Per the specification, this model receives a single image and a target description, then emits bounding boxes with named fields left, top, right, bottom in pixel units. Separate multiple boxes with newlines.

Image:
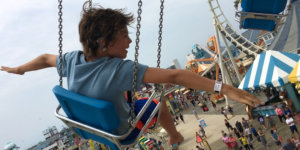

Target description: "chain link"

left=88, top=0, right=92, bottom=9
left=157, top=0, right=164, bottom=69
left=155, top=0, right=164, bottom=91
left=130, top=0, right=143, bottom=124
left=58, top=0, right=63, bottom=86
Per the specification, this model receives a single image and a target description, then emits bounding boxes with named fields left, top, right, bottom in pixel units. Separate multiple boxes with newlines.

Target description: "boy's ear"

left=100, top=39, right=106, bottom=48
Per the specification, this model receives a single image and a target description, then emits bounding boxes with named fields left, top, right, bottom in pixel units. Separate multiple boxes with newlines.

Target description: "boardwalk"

left=157, top=98, right=300, bottom=150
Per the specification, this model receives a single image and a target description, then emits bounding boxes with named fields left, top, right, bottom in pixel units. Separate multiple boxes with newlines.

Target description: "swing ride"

left=53, top=0, right=293, bottom=149
left=53, top=0, right=167, bottom=149
left=2, top=0, right=297, bottom=149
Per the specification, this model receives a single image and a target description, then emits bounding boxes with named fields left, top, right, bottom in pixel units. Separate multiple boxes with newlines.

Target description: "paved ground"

left=79, top=96, right=300, bottom=150
left=154, top=99, right=300, bottom=150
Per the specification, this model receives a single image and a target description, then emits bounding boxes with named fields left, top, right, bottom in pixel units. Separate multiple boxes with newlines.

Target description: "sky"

left=0, top=0, right=242, bottom=149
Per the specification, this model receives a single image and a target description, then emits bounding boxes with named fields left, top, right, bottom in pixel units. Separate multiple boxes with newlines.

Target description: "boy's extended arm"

left=1, top=54, right=57, bottom=75
left=143, top=67, right=263, bottom=107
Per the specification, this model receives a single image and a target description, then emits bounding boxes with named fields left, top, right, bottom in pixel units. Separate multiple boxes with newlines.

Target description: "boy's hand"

left=222, top=84, right=264, bottom=107
left=0, top=66, right=24, bottom=75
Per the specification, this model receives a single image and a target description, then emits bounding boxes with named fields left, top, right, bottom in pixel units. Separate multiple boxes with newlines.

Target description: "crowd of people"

left=146, top=84, right=300, bottom=150
left=147, top=85, right=300, bottom=150
left=220, top=112, right=300, bottom=150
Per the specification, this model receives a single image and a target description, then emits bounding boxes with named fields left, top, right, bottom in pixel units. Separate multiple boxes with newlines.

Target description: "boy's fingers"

left=1, top=66, right=9, bottom=71
left=250, top=95, right=264, bottom=105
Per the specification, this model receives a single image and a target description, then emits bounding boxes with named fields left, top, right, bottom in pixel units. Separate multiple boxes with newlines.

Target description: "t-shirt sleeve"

left=55, top=52, right=75, bottom=77
left=115, top=60, right=148, bottom=91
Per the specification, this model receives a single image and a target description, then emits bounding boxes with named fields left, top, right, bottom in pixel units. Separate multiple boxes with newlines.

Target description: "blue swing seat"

left=52, top=85, right=136, bottom=150
left=53, top=85, right=162, bottom=150
left=240, top=0, right=288, bottom=31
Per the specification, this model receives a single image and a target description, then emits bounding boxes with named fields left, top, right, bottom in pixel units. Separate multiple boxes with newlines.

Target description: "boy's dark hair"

left=79, top=2, right=134, bottom=59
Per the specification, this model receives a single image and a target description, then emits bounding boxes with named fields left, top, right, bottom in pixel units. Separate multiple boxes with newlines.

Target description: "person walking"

left=233, top=127, right=242, bottom=145
left=257, top=115, right=266, bottom=129
left=193, top=108, right=200, bottom=120
left=238, top=135, right=251, bottom=150
left=235, top=120, right=244, bottom=133
left=228, top=134, right=239, bottom=150
left=222, top=133, right=231, bottom=150
left=266, top=115, right=276, bottom=130
left=258, top=128, right=268, bottom=149
left=286, top=114, right=300, bottom=136
left=250, top=125, right=260, bottom=142
left=291, top=135, right=300, bottom=149
left=283, top=139, right=296, bottom=150
left=244, top=126, right=253, bottom=142
left=284, top=107, right=293, bottom=117
left=196, top=132, right=204, bottom=147
left=227, top=105, right=235, bottom=117
left=246, top=135, right=254, bottom=150
left=242, top=117, right=249, bottom=129
left=198, top=125, right=207, bottom=138
left=270, top=129, right=281, bottom=148
left=221, top=107, right=229, bottom=120
left=275, top=105, right=286, bottom=124
left=225, top=119, right=233, bottom=132
left=179, top=113, right=185, bottom=123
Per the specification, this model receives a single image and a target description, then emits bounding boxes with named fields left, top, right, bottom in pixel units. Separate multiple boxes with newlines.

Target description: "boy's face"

left=107, top=27, right=132, bottom=59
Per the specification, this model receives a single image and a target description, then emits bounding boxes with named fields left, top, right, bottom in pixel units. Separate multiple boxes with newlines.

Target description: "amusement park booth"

left=239, top=51, right=300, bottom=116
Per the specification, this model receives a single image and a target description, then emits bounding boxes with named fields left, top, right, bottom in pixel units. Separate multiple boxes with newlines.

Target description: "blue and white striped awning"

left=238, top=50, right=300, bottom=90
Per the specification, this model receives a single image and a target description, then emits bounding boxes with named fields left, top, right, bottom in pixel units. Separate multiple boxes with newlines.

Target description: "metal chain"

left=130, top=0, right=143, bottom=124
left=157, top=0, right=164, bottom=69
left=155, top=0, right=164, bottom=91
left=58, top=0, right=63, bottom=87
left=88, top=0, right=92, bottom=9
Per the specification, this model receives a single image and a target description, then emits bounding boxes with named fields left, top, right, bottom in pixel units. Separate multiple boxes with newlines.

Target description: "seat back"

left=242, top=0, right=287, bottom=14
left=242, top=19, right=276, bottom=31
left=52, top=85, right=120, bottom=149
left=241, top=0, right=287, bottom=31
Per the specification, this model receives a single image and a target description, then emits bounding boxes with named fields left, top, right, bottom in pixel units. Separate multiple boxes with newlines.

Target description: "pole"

left=212, top=19, right=231, bottom=106
left=220, top=32, right=242, bottom=82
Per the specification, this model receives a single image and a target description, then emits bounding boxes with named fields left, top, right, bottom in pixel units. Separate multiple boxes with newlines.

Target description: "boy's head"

left=79, top=3, right=134, bottom=59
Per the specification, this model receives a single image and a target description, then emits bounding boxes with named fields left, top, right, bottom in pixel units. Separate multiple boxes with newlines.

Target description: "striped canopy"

left=238, top=50, right=300, bottom=90
left=288, top=60, right=300, bottom=83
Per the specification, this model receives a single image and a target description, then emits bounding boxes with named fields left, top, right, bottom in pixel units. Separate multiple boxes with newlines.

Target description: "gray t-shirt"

left=56, top=51, right=148, bottom=134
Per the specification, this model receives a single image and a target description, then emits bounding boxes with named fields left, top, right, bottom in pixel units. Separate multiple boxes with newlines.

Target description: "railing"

left=208, top=0, right=269, bottom=58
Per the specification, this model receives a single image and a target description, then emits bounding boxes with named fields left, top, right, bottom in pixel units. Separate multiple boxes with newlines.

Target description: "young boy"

left=1, top=5, right=263, bottom=146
